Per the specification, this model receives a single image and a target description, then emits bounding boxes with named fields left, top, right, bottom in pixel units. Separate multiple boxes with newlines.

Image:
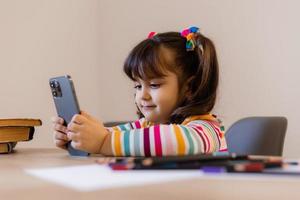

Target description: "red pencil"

left=233, top=162, right=264, bottom=172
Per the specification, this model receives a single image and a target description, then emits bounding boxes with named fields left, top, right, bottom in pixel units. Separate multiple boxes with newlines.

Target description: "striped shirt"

left=108, top=114, right=227, bottom=157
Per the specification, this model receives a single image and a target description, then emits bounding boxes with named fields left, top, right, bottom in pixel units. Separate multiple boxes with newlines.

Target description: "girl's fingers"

left=51, top=116, right=64, bottom=124
left=55, top=139, right=68, bottom=149
left=81, top=111, right=94, bottom=121
left=67, top=122, right=81, bottom=132
left=67, top=131, right=79, bottom=141
left=71, top=114, right=86, bottom=125
left=54, top=131, right=68, bottom=141
left=54, top=123, right=67, bottom=133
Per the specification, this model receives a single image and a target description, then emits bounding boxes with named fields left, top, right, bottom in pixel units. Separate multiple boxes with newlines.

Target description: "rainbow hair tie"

left=180, top=26, right=200, bottom=51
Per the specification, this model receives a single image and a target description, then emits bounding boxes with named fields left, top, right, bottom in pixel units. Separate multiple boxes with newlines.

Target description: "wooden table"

left=1, top=148, right=300, bottom=200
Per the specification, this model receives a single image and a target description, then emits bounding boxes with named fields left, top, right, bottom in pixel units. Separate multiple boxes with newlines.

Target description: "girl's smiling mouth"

left=142, top=105, right=156, bottom=110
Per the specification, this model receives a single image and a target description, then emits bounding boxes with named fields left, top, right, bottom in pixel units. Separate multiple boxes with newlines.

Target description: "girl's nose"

left=141, top=88, right=151, bottom=100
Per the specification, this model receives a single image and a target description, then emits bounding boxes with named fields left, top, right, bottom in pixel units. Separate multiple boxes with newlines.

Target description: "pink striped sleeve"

left=154, top=125, right=162, bottom=156
left=110, top=118, right=227, bottom=156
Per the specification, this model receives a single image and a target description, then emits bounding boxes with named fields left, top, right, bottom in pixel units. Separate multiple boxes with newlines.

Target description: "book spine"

left=0, top=142, right=16, bottom=154
left=28, top=127, right=35, bottom=140
left=0, top=126, right=34, bottom=142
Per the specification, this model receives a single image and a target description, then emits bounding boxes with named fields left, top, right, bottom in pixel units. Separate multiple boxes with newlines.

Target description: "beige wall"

left=1, top=0, right=299, bottom=157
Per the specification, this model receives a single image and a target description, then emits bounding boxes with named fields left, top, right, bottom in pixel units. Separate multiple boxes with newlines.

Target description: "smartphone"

left=49, top=75, right=89, bottom=156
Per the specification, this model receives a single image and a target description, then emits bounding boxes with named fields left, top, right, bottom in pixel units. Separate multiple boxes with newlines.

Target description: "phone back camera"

left=50, top=80, right=60, bottom=88
left=50, top=80, right=62, bottom=97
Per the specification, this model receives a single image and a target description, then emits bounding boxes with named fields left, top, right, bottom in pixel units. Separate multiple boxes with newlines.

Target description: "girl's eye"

left=150, top=84, right=160, bottom=89
left=134, top=85, right=142, bottom=90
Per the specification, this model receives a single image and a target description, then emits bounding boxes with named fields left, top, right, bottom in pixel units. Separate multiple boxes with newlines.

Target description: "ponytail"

left=170, top=33, right=219, bottom=123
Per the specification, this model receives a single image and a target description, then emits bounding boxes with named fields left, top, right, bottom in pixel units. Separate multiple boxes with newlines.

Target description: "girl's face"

left=134, top=71, right=179, bottom=124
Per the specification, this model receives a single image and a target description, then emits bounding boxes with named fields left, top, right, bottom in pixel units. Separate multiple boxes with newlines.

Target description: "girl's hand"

left=51, top=116, right=69, bottom=150
left=67, top=111, right=109, bottom=153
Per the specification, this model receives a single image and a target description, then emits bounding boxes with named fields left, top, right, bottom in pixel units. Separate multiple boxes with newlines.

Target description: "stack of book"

left=0, top=119, right=42, bottom=153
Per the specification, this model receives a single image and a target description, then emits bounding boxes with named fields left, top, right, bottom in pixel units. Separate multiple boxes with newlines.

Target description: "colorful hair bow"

left=147, top=31, right=157, bottom=39
left=180, top=26, right=200, bottom=51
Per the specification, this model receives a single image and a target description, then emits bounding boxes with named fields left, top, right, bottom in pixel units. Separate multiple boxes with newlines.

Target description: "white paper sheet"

left=25, top=164, right=203, bottom=191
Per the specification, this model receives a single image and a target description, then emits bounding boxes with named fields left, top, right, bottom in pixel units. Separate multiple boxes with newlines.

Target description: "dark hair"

left=123, top=31, right=219, bottom=124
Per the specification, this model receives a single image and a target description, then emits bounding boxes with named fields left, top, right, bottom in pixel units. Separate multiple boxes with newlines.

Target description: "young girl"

left=52, top=26, right=227, bottom=156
